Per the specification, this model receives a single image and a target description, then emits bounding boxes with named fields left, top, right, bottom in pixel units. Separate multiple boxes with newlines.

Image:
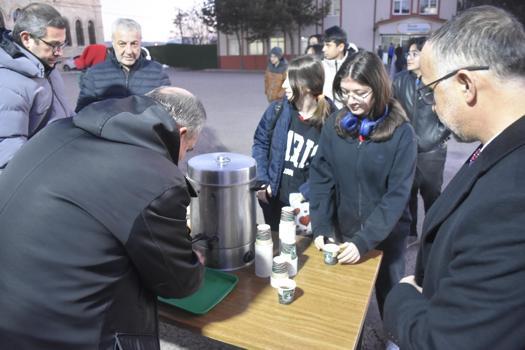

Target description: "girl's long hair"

left=288, top=55, right=331, bottom=129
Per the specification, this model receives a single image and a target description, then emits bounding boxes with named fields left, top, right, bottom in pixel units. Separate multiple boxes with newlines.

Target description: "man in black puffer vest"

left=76, top=18, right=170, bottom=112
left=393, top=37, right=450, bottom=240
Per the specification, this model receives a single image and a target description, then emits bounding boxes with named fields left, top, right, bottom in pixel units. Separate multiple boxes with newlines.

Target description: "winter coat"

left=0, top=29, right=74, bottom=169
left=252, top=97, right=335, bottom=199
left=322, top=51, right=350, bottom=109
left=264, top=55, right=287, bottom=102
left=0, top=95, right=204, bottom=349
left=393, top=70, right=450, bottom=152
left=75, top=49, right=171, bottom=112
left=310, top=110, right=417, bottom=255
left=384, top=115, right=525, bottom=350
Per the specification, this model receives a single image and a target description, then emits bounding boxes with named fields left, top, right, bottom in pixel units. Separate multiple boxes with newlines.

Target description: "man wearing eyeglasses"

left=393, top=37, right=450, bottom=244
left=0, top=3, right=74, bottom=173
left=75, top=18, right=170, bottom=112
left=384, top=6, right=525, bottom=350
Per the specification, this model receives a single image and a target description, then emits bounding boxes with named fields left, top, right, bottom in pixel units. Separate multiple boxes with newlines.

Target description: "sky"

left=100, top=0, right=199, bottom=42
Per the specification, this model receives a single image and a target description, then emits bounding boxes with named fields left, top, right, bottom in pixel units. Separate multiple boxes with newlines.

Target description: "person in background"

left=264, top=46, right=288, bottom=102
left=322, top=25, right=358, bottom=109
left=377, top=44, right=384, bottom=60
left=394, top=44, right=406, bottom=73
left=387, top=42, right=395, bottom=65
left=73, top=43, right=108, bottom=70
left=253, top=55, right=336, bottom=231
left=76, top=18, right=170, bottom=112
left=310, top=51, right=416, bottom=316
left=393, top=36, right=450, bottom=241
left=305, top=44, right=323, bottom=60
left=0, top=3, right=74, bottom=173
left=307, top=34, right=323, bottom=46
left=0, top=86, right=206, bottom=349
left=384, top=6, right=525, bottom=349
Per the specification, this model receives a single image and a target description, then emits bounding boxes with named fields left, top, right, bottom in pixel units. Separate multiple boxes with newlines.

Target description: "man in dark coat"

left=384, top=6, right=525, bottom=349
left=75, top=18, right=171, bottom=112
left=393, top=36, right=450, bottom=240
left=0, top=86, right=206, bottom=349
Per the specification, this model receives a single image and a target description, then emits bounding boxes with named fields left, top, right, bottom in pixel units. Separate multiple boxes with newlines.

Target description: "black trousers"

left=258, top=195, right=286, bottom=232
left=409, top=144, right=447, bottom=237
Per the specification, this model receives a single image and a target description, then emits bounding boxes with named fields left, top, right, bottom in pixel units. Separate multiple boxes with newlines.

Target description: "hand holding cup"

left=337, top=242, right=360, bottom=264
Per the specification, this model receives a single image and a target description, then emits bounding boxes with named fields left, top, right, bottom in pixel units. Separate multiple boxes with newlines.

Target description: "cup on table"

left=277, top=278, right=296, bottom=305
left=323, top=243, right=340, bottom=265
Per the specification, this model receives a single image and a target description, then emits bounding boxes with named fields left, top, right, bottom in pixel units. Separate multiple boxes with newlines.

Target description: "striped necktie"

left=468, top=145, right=483, bottom=165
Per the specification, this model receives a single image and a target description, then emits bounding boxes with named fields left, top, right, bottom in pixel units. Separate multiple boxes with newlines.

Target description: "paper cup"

left=323, top=243, right=340, bottom=265
left=277, top=278, right=296, bottom=305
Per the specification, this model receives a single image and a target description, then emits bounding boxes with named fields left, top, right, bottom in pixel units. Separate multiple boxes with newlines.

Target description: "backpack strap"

left=268, top=99, right=284, bottom=135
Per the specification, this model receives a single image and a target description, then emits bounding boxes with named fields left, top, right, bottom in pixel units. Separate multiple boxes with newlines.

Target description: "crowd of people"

left=1, top=2, right=525, bottom=349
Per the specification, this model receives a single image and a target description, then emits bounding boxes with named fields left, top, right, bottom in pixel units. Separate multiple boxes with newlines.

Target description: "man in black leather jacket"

left=393, top=37, right=450, bottom=239
left=0, top=87, right=206, bottom=349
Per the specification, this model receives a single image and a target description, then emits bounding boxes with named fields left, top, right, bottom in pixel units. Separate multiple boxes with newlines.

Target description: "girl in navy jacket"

left=252, top=55, right=336, bottom=231
left=310, top=51, right=417, bottom=315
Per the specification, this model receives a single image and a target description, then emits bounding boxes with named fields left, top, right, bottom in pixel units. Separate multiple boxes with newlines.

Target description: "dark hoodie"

left=0, top=95, right=204, bottom=349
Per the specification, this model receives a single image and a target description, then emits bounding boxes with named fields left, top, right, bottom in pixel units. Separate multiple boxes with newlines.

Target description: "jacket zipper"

left=357, top=136, right=364, bottom=225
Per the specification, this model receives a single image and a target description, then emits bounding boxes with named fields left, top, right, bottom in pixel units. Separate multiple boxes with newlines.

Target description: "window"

left=227, top=35, right=239, bottom=55
left=64, top=20, right=72, bottom=46
left=420, top=0, right=438, bottom=15
left=88, top=21, right=96, bottom=44
left=393, top=0, right=410, bottom=15
left=248, top=40, right=263, bottom=55
left=76, top=20, right=85, bottom=46
left=270, top=37, right=285, bottom=51
left=328, top=0, right=341, bottom=16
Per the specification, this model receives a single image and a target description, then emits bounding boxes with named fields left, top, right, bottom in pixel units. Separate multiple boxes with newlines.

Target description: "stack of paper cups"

left=278, top=206, right=297, bottom=276
left=279, top=206, right=296, bottom=252
left=271, top=255, right=289, bottom=288
left=280, top=236, right=297, bottom=277
left=255, top=224, right=273, bottom=278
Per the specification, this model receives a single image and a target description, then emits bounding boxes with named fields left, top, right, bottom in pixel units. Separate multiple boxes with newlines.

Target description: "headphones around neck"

left=339, top=105, right=389, bottom=137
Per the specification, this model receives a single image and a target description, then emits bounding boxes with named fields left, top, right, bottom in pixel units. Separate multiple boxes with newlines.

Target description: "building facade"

left=217, top=0, right=457, bottom=70
left=0, top=0, right=104, bottom=58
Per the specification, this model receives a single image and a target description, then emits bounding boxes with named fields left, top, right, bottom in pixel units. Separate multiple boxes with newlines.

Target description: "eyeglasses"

left=31, top=34, right=68, bottom=54
left=340, top=89, right=373, bottom=103
left=417, top=66, right=489, bottom=105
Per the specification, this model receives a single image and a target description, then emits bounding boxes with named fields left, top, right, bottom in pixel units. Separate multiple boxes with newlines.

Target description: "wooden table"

left=159, top=235, right=382, bottom=350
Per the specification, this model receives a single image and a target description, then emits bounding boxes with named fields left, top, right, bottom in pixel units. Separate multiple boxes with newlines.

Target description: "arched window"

left=65, top=20, right=72, bottom=46
left=88, top=20, right=96, bottom=44
left=75, top=19, right=85, bottom=46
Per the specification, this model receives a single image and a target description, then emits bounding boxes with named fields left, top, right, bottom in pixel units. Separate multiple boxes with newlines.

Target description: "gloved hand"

left=337, top=242, right=360, bottom=264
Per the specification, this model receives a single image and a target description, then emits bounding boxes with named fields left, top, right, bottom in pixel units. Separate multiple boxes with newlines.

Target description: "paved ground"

left=61, top=68, right=477, bottom=350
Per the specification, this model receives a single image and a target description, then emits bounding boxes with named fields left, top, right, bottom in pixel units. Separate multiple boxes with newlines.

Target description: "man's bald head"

left=146, top=86, right=206, bottom=138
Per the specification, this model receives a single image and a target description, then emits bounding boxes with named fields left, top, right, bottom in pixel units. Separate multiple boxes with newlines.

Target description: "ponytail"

left=309, top=95, right=331, bottom=130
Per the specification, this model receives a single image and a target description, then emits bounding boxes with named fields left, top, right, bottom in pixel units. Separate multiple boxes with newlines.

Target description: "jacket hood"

left=0, top=29, right=46, bottom=78
left=73, top=95, right=180, bottom=165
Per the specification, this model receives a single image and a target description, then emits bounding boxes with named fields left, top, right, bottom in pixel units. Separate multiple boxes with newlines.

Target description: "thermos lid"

left=188, top=152, right=256, bottom=186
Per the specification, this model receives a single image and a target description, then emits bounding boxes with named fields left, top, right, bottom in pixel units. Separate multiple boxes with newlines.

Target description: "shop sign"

left=397, top=23, right=431, bottom=34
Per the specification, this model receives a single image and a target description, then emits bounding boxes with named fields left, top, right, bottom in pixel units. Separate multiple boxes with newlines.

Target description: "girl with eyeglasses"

left=252, top=55, right=336, bottom=231
left=309, top=50, right=417, bottom=316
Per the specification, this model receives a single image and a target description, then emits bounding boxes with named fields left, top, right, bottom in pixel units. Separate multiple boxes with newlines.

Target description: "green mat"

left=158, top=268, right=239, bottom=315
